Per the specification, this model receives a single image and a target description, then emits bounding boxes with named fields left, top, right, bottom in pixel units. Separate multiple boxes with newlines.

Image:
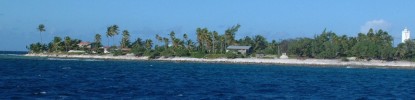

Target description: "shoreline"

left=24, top=53, right=415, bottom=68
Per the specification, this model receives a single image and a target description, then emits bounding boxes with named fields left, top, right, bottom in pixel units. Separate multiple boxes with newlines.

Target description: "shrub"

left=236, top=54, right=245, bottom=58
left=262, top=57, right=274, bottom=59
left=190, top=52, right=206, bottom=58
left=226, top=52, right=237, bottom=59
left=143, top=50, right=153, bottom=56
left=149, top=52, right=160, bottom=59
left=131, top=47, right=146, bottom=56
left=113, top=50, right=125, bottom=56
left=160, top=50, right=174, bottom=57
left=174, top=48, right=190, bottom=57
left=341, top=57, right=349, bottom=62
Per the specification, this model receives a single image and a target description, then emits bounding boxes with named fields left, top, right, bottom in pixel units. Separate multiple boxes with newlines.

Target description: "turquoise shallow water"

left=0, top=51, right=415, bottom=99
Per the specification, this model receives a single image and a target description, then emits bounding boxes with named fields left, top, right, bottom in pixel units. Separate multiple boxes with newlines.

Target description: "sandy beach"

left=25, top=53, right=415, bottom=68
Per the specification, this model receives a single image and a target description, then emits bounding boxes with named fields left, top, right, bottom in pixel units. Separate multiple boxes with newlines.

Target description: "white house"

left=101, top=46, right=110, bottom=54
left=402, top=27, right=410, bottom=43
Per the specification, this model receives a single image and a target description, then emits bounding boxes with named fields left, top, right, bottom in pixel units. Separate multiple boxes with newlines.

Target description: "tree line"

left=286, top=29, right=415, bottom=61
left=28, top=24, right=415, bottom=61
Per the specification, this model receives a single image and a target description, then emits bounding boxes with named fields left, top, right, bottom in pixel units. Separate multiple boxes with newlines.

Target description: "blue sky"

left=1, top=0, right=415, bottom=51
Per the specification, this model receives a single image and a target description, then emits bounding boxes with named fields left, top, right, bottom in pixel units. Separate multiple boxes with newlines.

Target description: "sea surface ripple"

left=0, top=51, right=414, bottom=99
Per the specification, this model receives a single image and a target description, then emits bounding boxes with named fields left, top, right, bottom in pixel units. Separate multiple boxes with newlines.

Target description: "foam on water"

left=47, top=58, right=80, bottom=61
left=62, top=67, right=71, bottom=70
left=46, top=58, right=104, bottom=62
left=83, top=59, right=104, bottom=61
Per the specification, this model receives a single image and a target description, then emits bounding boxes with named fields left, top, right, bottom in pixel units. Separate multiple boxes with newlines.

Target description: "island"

left=26, top=24, right=415, bottom=68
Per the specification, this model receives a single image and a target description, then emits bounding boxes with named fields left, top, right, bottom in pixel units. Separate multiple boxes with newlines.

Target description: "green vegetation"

left=92, top=34, right=103, bottom=53
left=37, top=24, right=45, bottom=43
left=287, top=29, right=402, bottom=61
left=106, top=25, right=119, bottom=46
left=121, top=30, right=131, bottom=49
left=27, top=24, right=415, bottom=62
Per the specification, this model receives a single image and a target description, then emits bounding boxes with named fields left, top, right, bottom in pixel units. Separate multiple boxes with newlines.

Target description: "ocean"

left=0, top=51, right=414, bottom=99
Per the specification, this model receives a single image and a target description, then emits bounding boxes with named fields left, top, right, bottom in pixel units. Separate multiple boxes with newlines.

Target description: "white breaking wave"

left=47, top=58, right=79, bottom=61
left=83, top=59, right=104, bottom=61
left=46, top=58, right=103, bottom=62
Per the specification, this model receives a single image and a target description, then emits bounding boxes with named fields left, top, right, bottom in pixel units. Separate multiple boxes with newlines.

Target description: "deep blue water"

left=0, top=51, right=415, bottom=99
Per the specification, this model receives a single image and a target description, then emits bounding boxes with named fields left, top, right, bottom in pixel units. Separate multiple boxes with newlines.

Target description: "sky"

left=1, top=0, right=415, bottom=51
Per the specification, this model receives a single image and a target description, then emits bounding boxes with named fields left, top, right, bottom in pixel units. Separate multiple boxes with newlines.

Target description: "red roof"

left=78, top=42, right=91, bottom=45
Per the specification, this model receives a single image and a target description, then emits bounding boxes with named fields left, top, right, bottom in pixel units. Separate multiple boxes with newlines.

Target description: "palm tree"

left=213, top=31, right=219, bottom=53
left=163, top=37, right=169, bottom=49
left=205, top=31, right=213, bottom=53
left=200, top=28, right=209, bottom=52
left=196, top=28, right=202, bottom=51
left=169, top=31, right=177, bottom=48
left=173, top=38, right=181, bottom=48
left=155, top=34, right=163, bottom=45
left=253, top=35, right=267, bottom=52
left=178, top=39, right=185, bottom=48
left=186, top=39, right=193, bottom=50
left=395, top=43, right=408, bottom=59
left=106, top=25, right=119, bottom=46
left=170, top=31, right=176, bottom=40
left=224, top=24, right=240, bottom=47
left=145, top=39, right=153, bottom=50
left=196, top=28, right=207, bottom=52
left=121, top=30, right=130, bottom=48
left=37, top=24, right=46, bottom=43
left=183, top=33, right=189, bottom=50
left=106, top=26, right=112, bottom=47
left=183, top=33, right=188, bottom=40
left=132, top=38, right=143, bottom=48
left=155, top=34, right=161, bottom=41
left=94, top=34, right=102, bottom=50
left=95, top=34, right=102, bottom=43
left=64, top=36, right=71, bottom=52
left=270, top=40, right=278, bottom=55
left=52, top=36, right=62, bottom=52
left=220, top=36, right=226, bottom=53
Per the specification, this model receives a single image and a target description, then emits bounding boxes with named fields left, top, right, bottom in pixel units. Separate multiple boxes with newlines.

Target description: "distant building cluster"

left=402, top=27, right=410, bottom=43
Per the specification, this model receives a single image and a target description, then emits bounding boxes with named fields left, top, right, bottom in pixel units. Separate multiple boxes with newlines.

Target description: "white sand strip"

left=25, top=54, right=415, bottom=68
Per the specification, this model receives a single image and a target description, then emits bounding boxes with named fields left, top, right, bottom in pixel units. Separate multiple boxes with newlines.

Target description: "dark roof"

left=226, top=46, right=251, bottom=50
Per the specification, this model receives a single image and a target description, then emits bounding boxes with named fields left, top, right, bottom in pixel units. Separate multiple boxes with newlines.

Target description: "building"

left=226, top=46, right=252, bottom=55
left=402, top=27, right=410, bottom=43
left=101, top=46, right=110, bottom=54
left=121, top=48, right=131, bottom=52
left=279, top=53, right=288, bottom=59
left=77, top=42, right=91, bottom=48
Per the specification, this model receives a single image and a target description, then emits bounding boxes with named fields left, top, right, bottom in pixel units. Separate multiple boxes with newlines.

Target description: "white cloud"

left=360, top=19, right=391, bottom=33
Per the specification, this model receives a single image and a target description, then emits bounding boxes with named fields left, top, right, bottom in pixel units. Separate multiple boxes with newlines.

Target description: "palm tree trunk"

left=213, top=41, right=215, bottom=54
left=107, top=37, right=110, bottom=47
left=112, top=37, right=115, bottom=47
left=39, top=32, right=43, bottom=44
left=65, top=43, right=68, bottom=52
left=223, top=38, right=227, bottom=54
